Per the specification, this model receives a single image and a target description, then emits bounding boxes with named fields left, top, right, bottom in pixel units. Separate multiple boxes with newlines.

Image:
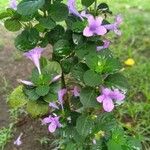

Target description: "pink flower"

left=97, top=40, right=110, bottom=51
left=51, top=74, right=61, bottom=83
left=42, top=116, right=62, bottom=133
left=9, top=0, right=17, bottom=10
left=58, top=89, right=67, bottom=110
left=83, top=15, right=107, bottom=37
left=24, top=47, right=43, bottom=75
left=104, top=14, right=123, bottom=36
left=67, top=0, right=83, bottom=20
left=17, top=79, right=34, bottom=86
left=97, top=87, right=125, bottom=112
left=71, top=86, right=80, bottom=97
left=14, top=133, right=23, bottom=146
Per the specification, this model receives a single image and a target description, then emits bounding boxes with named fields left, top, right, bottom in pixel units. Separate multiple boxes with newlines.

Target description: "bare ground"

left=0, top=25, right=53, bottom=150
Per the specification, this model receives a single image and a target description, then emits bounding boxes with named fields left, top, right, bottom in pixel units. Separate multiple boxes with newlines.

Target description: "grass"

left=0, top=0, right=150, bottom=149
left=0, top=124, right=13, bottom=150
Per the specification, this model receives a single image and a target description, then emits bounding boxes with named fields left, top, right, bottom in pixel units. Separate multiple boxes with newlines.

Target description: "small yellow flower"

left=124, top=58, right=135, bottom=66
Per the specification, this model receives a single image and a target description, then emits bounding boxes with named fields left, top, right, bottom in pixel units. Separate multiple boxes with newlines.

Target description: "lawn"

left=0, top=0, right=150, bottom=149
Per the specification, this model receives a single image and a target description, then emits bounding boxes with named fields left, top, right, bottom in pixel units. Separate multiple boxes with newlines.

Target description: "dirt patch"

left=0, top=25, right=53, bottom=150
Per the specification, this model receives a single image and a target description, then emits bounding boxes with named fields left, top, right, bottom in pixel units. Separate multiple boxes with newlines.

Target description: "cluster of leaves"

left=56, top=113, right=141, bottom=150
left=0, top=0, right=141, bottom=149
left=9, top=58, right=62, bottom=117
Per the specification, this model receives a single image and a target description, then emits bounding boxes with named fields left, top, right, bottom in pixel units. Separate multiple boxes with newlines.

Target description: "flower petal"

left=111, top=89, right=125, bottom=101
left=48, top=122, right=57, bottom=133
left=95, top=26, right=107, bottom=35
left=67, top=0, right=83, bottom=20
left=83, top=27, right=93, bottom=37
left=42, top=116, right=52, bottom=125
left=49, top=102, right=59, bottom=110
left=103, top=97, right=114, bottom=112
left=97, top=95, right=105, bottom=103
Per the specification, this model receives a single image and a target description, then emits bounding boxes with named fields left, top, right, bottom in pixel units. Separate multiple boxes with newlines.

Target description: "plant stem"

left=94, top=0, right=97, bottom=16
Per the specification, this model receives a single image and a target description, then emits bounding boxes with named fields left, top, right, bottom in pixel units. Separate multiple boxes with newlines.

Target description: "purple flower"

left=24, top=47, right=43, bottom=75
left=97, top=40, right=110, bottom=51
left=58, top=89, right=67, bottom=109
left=71, top=86, right=80, bottom=97
left=14, top=133, right=23, bottom=146
left=83, top=15, right=107, bottom=37
left=97, top=88, right=125, bottom=112
left=9, top=0, right=17, bottom=10
left=17, top=79, right=34, bottom=86
left=67, top=0, right=83, bottom=20
left=42, top=116, right=62, bottom=133
left=81, top=10, right=91, bottom=19
left=49, top=102, right=59, bottom=110
left=104, top=14, right=123, bottom=36
left=51, top=74, right=61, bottom=83
left=110, top=89, right=125, bottom=101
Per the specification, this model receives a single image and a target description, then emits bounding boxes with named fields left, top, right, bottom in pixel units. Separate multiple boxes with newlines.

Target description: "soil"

left=0, top=25, right=53, bottom=150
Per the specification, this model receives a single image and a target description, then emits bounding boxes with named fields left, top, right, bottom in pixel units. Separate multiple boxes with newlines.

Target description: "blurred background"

left=0, top=0, right=150, bottom=150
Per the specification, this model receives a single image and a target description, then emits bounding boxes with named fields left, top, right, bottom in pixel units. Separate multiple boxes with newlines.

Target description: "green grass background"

left=0, top=0, right=150, bottom=149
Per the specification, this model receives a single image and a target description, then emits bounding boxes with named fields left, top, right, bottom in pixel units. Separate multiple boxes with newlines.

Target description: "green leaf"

left=53, top=39, right=71, bottom=57
left=26, top=101, right=48, bottom=118
left=36, top=85, right=50, bottom=96
left=23, top=88, right=40, bottom=101
left=43, top=92, right=58, bottom=103
left=38, top=16, right=56, bottom=30
left=81, top=0, right=95, bottom=7
left=15, top=28, right=40, bottom=51
left=65, top=142, right=76, bottom=150
left=61, top=56, right=78, bottom=74
left=4, top=19, right=21, bottom=32
left=75, top=43, right=96, bottom=59
left=127, top=137, right=142, bottom=150
left=72, top=21, right=86, bottom=33
left=9, top=86, right=28, bottom=108
left=83, top=70, right=102, bottom=87
left=85, top=53, right=105, bottom=73
left=76, top=115, right=94, bottom=137
left=80, top=87, right=98, bottom=108
left=107, top=139, right=123, bottom=150
left=72, top=33, right=84, bottom=45
left=107, top=128, right=126, bottom=150
left=17, top=0, right=45, bottom=16
left=45, top=25, right=65, bottom=44
left=103, top=57, right=122, bottom=73
left=71, top=63, right=89, bottom=82
left=0, top=9, right=14, bottom=20
left=105, top=73, right=129, bottom=92
left=42, top=61, right=62, bottom=76
left=49, top=3, right=68, bottom=22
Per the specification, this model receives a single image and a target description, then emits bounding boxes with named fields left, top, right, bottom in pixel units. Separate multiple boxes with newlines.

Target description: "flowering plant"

left=0, top=0, right=141, bottom=149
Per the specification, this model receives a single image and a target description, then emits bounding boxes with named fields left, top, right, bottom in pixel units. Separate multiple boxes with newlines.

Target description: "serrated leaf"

left=9, top=86, right=28, bottom=108
left=80, top=87, right=98, bottom=108
left=17, top=0, right=45, bottom=16
left=26, top=101, right=48, bottom=118
left=83, top=70, right=102, bottom=87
